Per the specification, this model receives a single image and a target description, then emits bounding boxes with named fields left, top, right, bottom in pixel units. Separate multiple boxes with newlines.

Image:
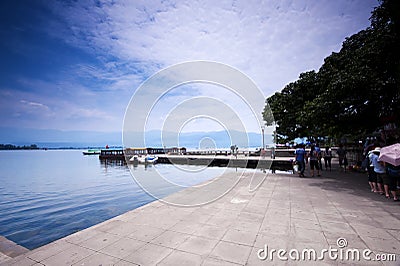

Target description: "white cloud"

left=20, top=100, right=50, bottom=110
left=34, top=0, right=378, bottom=132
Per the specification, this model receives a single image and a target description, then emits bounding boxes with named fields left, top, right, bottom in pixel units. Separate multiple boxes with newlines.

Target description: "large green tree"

left=264, top=0, right=400, bottom=144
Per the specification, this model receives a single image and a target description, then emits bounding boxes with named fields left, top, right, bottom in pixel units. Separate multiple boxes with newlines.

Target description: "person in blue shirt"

left=295, top=144, right=307, bottom=177
left=369, top=147, right=385, bottom=195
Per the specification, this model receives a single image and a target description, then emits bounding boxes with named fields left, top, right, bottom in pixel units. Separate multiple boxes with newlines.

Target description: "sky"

left=0, top=0, right=379, bottom=144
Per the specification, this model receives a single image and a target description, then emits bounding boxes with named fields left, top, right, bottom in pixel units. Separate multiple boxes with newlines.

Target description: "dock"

left=99, top=148, right=296, bottom=172
left=156, top=155, right=294, bottom=173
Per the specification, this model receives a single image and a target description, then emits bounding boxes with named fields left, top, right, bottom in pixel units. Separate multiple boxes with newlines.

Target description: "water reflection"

left=99, top=159, right=127, bottom=168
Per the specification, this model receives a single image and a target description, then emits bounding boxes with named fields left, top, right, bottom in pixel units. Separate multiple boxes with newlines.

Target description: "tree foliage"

left=264, top=0, right=400, bottom=144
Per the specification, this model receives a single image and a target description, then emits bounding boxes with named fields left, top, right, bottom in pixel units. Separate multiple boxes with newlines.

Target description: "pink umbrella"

left=379, top=143, right=400, bottom=166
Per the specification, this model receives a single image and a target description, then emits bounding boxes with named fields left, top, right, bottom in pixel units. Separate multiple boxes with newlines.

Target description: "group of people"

left=293, top=142, right=400, bottom=201
left=294, top=143, right=333, bottom=177
left=364, top=146, right=399, bottom=202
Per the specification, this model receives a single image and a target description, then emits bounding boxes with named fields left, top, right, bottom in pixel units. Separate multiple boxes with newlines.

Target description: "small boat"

left=82, top=149, right=101, bottom=155
left=129, top=155, right=139, bottom=163
left=137, top=155, right=158, bottom=164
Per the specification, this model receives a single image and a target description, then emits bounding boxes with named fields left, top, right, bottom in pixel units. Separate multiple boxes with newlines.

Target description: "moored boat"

left=137, top=155, right=158, bottom=164
left=82, top=149, right=101, bottom=155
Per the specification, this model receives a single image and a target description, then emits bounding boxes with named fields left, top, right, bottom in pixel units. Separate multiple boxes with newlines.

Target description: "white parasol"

left=379, top=143, right=400, bottom=166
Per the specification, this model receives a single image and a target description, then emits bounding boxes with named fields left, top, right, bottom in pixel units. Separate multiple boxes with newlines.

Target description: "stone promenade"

left=1, top=165, right=399, bottom=265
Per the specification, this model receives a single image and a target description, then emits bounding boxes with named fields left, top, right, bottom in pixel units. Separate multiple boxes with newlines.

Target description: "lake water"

left=0, top=150, right=231, bottom=250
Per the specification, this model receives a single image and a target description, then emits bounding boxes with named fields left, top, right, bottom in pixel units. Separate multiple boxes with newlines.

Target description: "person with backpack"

left=309, top=144, right=321, bottom=177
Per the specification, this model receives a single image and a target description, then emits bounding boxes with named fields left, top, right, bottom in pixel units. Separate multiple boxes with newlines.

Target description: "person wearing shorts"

left=370, top=147, right=385, bottom=195
left=309, top=145, right=320, bottom=177
left=295, top=144, right=307, bottom=177
left=385, top=163, right=399, bottom=201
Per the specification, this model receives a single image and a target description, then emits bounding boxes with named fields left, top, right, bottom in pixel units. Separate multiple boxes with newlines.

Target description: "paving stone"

left=315, top=213, right=347, bottom=224
left=169, top=220, right=204, bottom=235
left=78, top=231, right=121, bottom=251
left=72, top=252, right=121, bottom=265
left=180, top=212, right=213, bottom=224
left=291, top=218, right=321, bottom=231
left=0, top=256, right=38, bottom=266
left=94, top=219, right=138, bottom=236
left=193, top=224, right=228, bottom=240
left=319, top=221, right=358, bottom=236
left=254, top=233, right=290, bottom=250
left=177, top=235, right=218, bottom=256
left=127, top=225, right=165, bottom=242
left=27, top=241, right=75, bottom=262
left=122, top=243, right=173, bottom=265
left=40, top=245, right=95, bottom=266
left=360, top=236, right=400, bottom=254
left=222, top=228, right=258, bottom=247
left=158, top=250, right=202, bottom=266
left=0, top=236, right=28, bottom=258
left=209, top=241, right=252, bottom=265
left=202, top=257, right=242, bottom=265
left=64, top=228, right=103, bottom=245
left=0, top=253, right=10, bottom=264
left=230, top=218, right=262, bottom=233
left=150, top=230, right=191, bottom=249
left=290, top=228, right=327, bottom=244
left=99, top=237, right=146, bottom=258
left=351, top=224, right=395, bottom=240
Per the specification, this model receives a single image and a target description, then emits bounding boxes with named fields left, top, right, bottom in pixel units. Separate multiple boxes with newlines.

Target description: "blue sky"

left=0, top=0, right=378, bottom=143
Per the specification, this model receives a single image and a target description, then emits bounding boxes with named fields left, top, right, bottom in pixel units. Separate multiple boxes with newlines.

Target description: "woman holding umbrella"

left=379, top=143, right=400, bottom=201
left=385, top=162, right=399, bottom=201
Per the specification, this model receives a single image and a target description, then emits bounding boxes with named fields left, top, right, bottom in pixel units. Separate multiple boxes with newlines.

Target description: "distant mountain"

left=0, top=127, right=273, bottom=149
left=0, top=128, right=122, bottom=148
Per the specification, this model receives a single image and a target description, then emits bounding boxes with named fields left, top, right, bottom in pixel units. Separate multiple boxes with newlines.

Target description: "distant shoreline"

left=0, top=144, right=40, bottom=150
left=0, top=143, right=123, bottom=151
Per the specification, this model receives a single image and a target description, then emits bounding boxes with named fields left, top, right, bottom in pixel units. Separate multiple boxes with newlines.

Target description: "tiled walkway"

left=1, top=166, right=399, bottom=265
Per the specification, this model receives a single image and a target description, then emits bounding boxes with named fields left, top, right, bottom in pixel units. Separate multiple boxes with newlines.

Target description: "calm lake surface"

left=0, top=150, right=231, bottom=249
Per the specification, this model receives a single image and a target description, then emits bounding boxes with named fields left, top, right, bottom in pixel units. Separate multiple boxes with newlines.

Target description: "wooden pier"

left=156, top=155, right=294, bottom=173
left=99, top=148, right=295, bottom=173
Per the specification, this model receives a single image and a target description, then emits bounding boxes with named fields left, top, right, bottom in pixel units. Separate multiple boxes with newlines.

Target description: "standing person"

left=323, top=147, right=332, bottom=171
left=315, top=143, right=323, bottom=171
left=385, top=162, right=399, bottom=201
left=337, top=144, right=347, bottom=171
left=367, top=150, right=378, bottom=193
left=309, top=145, right=321, bottom=177
left=370, top=147, right=385, bottom=195
left=295, top=144, right=307, bottom=177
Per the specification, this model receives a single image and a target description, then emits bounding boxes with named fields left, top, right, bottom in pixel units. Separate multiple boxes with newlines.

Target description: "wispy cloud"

left=0, top=0, right=378, bottom=135
left=20, top=100, right=50, bottom=110
left=46, top=0, right=377, bottom=93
